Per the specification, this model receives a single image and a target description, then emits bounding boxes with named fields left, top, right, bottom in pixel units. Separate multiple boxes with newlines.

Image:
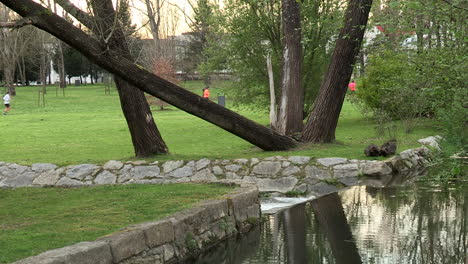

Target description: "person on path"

left=348, top=80, right=356, bottom=91
left=203, top=87, right=210, bottom=99
left=3, top=92, right=11, bottom=115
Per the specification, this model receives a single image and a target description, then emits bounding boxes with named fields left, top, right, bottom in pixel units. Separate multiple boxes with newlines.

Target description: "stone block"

left=170, top=207, right=206, bottom=245
left=252, top=161, right=282, bottom=175
left=250, top=158, right=260, bottom=166
left=131, top=219, right=174, bottom=248
left=233, top=159, right=248, bottom=164
left=418, top=136, right=442, bottom=150
left=94, top=170, right=117, bottom=185
left=199, top=199, right=229, bottom=224
left=333, top=163, right=359, bottom=178
left=316, top=157, right=347, bottom=167
left=9, top=164, right=30, bottom=174
left=195, top=159, right=211, bottom=170
left=226, top=188, right=260, bottom=223
left=305, top=165, right=331, bottom=179
left=360, top=161, right=393, bottom=177
left=339, top=177, right=359, bottom=186
left=56, top=177, right=84, bottom=186
left=1, top=172, right=36, bottom=187
left=31, top=163, right=57, bottom=173
left=169, top=166, right=193, bottom=178
left=13, top=241, right=112, bottom=264
left=281, top=166, right=300, bottom=176
left=225, top=165, right=242, bottom=172
left=212, top=166, right=223, bottom=176
left=256, top=177, right=298, bottom=192
left=65, top=164, right=100, bottom=181
left=226, top=172, right=241, bottom=180
left=192, top=168, right=217, bottom=182
left=133, top=165, right=160, bottom=180
left=33, top=168, right=64, bottom=186
left=288, top=156, right=311, bottom=165
left=99, top=229, right=147, bottom=263
left=162, top=160, right=184, bottom=173
left=103, top=160, right=124, bottom=170
left=307, top=182, right=338, bottom=196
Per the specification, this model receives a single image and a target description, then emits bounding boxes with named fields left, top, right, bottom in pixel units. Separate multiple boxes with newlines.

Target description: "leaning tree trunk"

left=277, top=0, right=303, bottom=136
left=89, top=0, right=168, bottom=156
left=1, top=0, right=298, bottom=151
left=301, top=0, right=372, bottom=143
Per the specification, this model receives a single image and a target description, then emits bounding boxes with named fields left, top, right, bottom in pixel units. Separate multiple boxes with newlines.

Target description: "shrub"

left=354, top=48, right=467, bottom=137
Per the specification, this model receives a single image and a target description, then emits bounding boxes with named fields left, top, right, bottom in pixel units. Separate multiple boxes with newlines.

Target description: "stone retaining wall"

left=5, top=136, right=441, bottom=263
left=14, top=186, right=261, bottom=264
left=0, top=136, right=440, bottom=195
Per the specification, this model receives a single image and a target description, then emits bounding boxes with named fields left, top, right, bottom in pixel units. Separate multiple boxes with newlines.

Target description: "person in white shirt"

left=3, top=92, right=11, bottom=115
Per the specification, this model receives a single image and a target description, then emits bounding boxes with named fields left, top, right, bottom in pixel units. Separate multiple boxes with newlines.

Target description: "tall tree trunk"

left=311, top=193, right=362, bottom=264
left=301, top=0, right=372, bottom=143
left=277, top=0, right=303, bottom=136
left=3, top=66, right=15, bottom=95
left=57, top=41, right=66, bottom=88
left=2, top=0, right=298, bottom=151
left=89, top=0, right=168, bottom=156
left=415, top=14, right=424, bottom=53
left=266, top=52, right=277, bottom=130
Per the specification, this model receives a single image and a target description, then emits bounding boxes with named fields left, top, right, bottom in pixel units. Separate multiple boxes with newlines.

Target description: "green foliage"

left=424, top=148, right=467, bottom=184
left=355, top=47, right=467, bottom=135
left=202, top=0, right=343, bottom=107
left=0, top=184, right=233, bottom=263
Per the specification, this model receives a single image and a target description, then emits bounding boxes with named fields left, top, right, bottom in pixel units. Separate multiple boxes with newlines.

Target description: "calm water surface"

left=189, top=182, right=467, bottom=264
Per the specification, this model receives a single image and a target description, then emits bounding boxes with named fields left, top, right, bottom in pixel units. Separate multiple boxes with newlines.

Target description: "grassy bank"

left=0, top=81, right=438, bottom=165
left=0, top=183, right=234, bottom=263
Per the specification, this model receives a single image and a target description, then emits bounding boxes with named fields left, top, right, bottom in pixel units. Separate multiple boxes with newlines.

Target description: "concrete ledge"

left=14, top=241, right=112, bottom=264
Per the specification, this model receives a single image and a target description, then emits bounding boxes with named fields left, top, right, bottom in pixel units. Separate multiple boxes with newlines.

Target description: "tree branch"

left=54, top=0, right=95, bottom=29
left=0, top=18, right=32, bottom=28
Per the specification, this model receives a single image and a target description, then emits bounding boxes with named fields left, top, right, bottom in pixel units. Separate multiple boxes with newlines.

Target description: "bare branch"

left=0, top=18, right=32, bottom=28
left=55, top=0, right=95, bottom=29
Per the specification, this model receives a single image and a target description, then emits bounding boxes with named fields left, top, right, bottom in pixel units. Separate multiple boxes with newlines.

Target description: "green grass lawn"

left=0, top=183, right=234, bottom=263
left=0, top=81, right=438, bottom=165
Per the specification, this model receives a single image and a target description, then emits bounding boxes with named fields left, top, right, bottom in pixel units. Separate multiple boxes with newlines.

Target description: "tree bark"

left=1, top=0, right=298, bottom=151
left=301, top=0, right=372, bottom=143
left=277, top=0, right=303, bottom=136
left=89, top=0, right=169, bottom=156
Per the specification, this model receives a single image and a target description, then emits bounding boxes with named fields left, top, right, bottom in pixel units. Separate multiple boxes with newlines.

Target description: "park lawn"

left=0, top=81, right=439, bottom=165
left=0, top=183, right=234, bottom=263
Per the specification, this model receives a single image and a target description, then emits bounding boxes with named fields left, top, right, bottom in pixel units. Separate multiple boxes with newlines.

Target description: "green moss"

left=284, top=190, right=305, bottom=197
left=246, top=217, right=259, bottom=226
left=184, top=232, right=198, bottom=253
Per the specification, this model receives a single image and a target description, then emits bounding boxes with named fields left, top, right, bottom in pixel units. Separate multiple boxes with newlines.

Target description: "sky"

left=72, top=0, right=195, bottom=36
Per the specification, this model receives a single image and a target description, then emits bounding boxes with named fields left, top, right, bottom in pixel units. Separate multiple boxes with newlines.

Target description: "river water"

left=188, top=181, right=467, bottom=264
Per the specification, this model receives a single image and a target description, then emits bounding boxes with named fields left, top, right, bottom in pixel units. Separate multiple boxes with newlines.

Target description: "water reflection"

left=190, top=183, right=467, bottom=264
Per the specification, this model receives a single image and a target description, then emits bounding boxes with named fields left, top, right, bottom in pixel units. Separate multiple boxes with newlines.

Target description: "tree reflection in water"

left=189, top=182, right=466, bottom=264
